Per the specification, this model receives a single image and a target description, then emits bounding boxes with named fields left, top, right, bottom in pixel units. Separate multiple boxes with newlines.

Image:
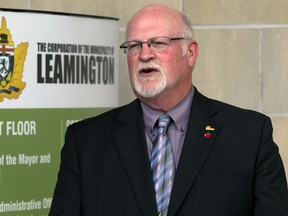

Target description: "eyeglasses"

left=120, top=36, right=190, bottom=55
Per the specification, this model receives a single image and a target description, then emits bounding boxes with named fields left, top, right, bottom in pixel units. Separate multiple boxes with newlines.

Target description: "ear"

left=187, top=40, right=199, bottom=68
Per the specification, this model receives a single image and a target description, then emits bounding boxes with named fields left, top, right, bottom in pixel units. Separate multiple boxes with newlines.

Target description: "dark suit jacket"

left=49, top=89, right=288, bottom=216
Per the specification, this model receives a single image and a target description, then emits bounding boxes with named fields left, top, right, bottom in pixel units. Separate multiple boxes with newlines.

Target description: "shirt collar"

left=140, top=87, right=195, bottom=134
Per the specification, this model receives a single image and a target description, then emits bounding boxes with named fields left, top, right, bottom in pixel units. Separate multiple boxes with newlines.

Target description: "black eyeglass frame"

left=119, top=36, right=190, bottom=55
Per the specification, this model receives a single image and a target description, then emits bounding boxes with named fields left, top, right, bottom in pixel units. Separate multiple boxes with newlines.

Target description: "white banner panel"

left=0, top=9, right=119, bottom=108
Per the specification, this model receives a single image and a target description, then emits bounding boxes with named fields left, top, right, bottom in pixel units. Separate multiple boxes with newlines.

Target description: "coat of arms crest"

left=0, top=17, right=28, bottom=102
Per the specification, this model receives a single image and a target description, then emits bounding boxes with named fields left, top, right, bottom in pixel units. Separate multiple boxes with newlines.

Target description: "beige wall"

left=1, top=0, right=287, bottom=176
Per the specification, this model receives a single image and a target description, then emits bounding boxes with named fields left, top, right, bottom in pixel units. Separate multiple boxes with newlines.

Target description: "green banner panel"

left=0, top=108, right=110, bottom=215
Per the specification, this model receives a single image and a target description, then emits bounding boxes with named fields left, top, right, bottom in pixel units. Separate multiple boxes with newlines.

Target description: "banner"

left=0, top=9, right=118, bottom=215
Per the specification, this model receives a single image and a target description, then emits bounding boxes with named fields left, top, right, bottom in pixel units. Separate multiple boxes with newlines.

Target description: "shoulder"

left=211, top=98, right=268, bottom=123
left=194, top=89, right=271, bottom=129
left=209, top=99, right=273, bottom=138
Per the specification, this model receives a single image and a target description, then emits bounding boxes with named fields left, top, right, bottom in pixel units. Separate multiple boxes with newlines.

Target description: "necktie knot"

left=157, top=114, right=170, bottom=134
left=158, top=114, right=170, bottom=126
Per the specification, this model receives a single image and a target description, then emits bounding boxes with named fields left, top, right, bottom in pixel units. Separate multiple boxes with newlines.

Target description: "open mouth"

left=140, top=68, right=157, bottom=73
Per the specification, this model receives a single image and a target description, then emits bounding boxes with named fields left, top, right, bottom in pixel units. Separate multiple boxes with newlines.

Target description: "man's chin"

left=134, top=86, right=164, bottom=98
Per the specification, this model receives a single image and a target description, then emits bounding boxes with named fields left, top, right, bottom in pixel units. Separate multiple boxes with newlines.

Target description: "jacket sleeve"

left=254, top=116, right=288, bottom=216
left=49, top=126, right=82, bottom=216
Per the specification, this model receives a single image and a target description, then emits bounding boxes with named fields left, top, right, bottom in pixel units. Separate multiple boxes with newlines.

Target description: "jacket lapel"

left=168, top=90, right=222, bottom=216
left=113, top=100, right=158, bottom=216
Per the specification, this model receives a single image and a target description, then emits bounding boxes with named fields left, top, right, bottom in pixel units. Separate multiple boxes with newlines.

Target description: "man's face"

left=126, top=7, right=197, bottom=101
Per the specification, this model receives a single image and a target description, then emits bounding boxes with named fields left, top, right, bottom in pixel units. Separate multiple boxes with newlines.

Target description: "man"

left=49, top=4, right=288, bottom=216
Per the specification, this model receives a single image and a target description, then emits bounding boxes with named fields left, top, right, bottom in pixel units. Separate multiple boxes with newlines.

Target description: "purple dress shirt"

left=140, top=87, right=195, bottom=168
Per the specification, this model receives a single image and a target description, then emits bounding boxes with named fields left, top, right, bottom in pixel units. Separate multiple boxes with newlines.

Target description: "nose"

left=138, top=42, right=155, bottom=61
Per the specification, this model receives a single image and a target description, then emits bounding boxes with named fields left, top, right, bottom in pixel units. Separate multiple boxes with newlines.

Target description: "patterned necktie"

left=151, top=114, right=175, bottom=216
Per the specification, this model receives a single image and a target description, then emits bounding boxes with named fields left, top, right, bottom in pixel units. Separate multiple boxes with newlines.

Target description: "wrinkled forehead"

left=126, top=5, right=183, bottom=39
